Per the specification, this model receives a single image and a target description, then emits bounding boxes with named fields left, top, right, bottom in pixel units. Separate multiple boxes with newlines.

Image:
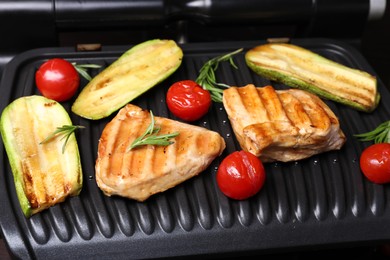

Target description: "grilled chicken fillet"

left=95, top=104, right=226, bottom=201
left=223, top=84, right=346, bottom=162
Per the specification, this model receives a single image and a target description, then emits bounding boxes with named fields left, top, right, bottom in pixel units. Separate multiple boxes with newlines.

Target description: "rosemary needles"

left=40, top=125, right=85, bottom=153
left=128, top=111, right=179, bottom=151
left=196, top=48, right=243, bottom=103
left=354, top=120, right=390, bottom=144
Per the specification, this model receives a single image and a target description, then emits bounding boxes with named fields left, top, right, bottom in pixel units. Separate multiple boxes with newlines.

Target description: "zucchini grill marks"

left=245, top=43, right=380, bottom=113
left=0, top=96, right=82, bottom=217
left=71, top=39, right=183, bottom=120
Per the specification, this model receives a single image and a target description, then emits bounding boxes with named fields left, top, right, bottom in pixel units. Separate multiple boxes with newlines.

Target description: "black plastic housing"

left=0, top=0, right=371, bottom=51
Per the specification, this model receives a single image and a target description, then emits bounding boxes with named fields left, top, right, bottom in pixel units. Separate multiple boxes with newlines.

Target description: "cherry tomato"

left=360, top=143, right=390, bottom=184
left=35, top=58, right=80, bottom=102
left=166, top=80, right=211, bottom=122
left=217, top=150, right=266, bottom=200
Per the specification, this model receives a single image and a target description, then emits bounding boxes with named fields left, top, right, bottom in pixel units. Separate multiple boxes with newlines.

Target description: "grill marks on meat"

left=223, top=84, right=346, bottom=162
left=95, top=104, right=226, bottom=201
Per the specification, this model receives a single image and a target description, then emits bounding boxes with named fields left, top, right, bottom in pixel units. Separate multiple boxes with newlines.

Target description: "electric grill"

left=0, top=0, right=388, bottom=259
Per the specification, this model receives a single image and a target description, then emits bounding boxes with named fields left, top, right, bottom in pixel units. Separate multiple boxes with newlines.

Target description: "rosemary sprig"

left=354, top=120, right=390, bottom=144
left=72, top=63, right=101, bottom=81
left=40, top=125, right=85, bottom=153
left=128, top=111, right=179, bottom=151
left=195, top=48, right=243, bottom=103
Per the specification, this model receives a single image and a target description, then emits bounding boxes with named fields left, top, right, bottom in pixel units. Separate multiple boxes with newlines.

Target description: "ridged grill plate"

left=1, top=39, right=390, bottom=259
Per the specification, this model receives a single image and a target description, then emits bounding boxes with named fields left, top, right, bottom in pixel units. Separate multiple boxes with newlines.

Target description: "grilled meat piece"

left=95, top=104, right=226, bottom=201
left=223, top=84, right=346, bottom=162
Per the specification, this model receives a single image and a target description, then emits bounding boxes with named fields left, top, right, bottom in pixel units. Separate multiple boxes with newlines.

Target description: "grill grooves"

left=28, top=215, right=49, bottom=244
left=135, top=202, right=154, bottom=235
left=322, top=153, right=347, bottom=219
left=68, top=197, right=93, bottom=240
left=274, top=167, right=291, bottom=223
left=290, top=164, right=310, bottom=222
left=50, top=206, right=71, bottom=242
left=191, top=176, right=214, bottom=230
left=174, top=187, right=194, bottom=231
left=152, top=196, right=174, bottom=233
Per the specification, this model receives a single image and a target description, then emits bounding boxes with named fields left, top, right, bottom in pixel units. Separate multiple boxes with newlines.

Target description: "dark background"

left=362, top=3, right=390, bottom=89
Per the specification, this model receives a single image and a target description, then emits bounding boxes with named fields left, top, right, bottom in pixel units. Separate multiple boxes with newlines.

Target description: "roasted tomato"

left=35, top=58, right=80, bottom=102
left=166, top=80, right=211, bottom=122
left=217, top=150, right=266, bottom=200
left=360, top=143, right=390, bottom=184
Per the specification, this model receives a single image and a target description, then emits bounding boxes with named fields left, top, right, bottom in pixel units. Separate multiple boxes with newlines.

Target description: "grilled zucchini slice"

left=245, top=43, right=380, bottom=112
left=0, top=96, right=82, bottom=217
left=72, top=39, right=183, bottom=120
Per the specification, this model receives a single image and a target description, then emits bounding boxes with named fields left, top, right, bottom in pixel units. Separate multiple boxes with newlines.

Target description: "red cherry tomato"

left=35, top=58, right=80, bottom=102
left=166, top=80, right=211, bottom=122
left=217, top=150, right=266, bottom=200
left=360, top=143, right=390, bottom=184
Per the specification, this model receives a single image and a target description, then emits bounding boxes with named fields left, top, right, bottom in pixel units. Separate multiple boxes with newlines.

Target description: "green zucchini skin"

left=72, top=39, right=183, bottom=120
left=1, top=96, right=83, bottom=217
left=245, top=43, right=380, bottom=113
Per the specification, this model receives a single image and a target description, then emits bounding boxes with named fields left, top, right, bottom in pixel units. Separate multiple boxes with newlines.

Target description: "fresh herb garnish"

left=354, top=120, right=390, bottom=144
left=40, top=125, right=85, bottom=153
left=72, top=63, right=101, bottom=81
left=195, top=48, right=243, bottom=103
left=128, top=111, right=179, bottom=151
